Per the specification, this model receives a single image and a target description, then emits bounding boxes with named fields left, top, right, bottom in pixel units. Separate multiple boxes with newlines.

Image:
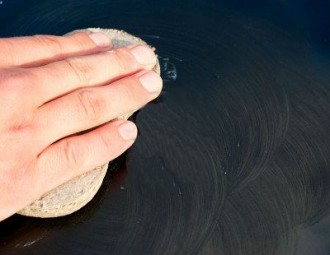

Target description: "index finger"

left=0, top=32, right=111, bottom=68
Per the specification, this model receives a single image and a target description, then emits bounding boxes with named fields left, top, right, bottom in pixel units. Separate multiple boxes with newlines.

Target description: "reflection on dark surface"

left=0, top=0, right=330, bottom=254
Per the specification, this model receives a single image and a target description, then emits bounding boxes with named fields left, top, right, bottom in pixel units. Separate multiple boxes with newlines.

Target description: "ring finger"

left=35, top=70, right=162, bottom=149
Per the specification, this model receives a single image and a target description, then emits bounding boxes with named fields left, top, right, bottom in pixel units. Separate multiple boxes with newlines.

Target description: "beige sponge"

left=17, top=28, right=160, bottom=218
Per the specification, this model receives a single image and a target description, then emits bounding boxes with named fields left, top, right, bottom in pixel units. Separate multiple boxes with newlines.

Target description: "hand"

left=0, top=31, right=162, bottom=221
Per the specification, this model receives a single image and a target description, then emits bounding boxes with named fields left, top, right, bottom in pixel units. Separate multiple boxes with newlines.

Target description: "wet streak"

left=0, top=0, right=330, bottom=255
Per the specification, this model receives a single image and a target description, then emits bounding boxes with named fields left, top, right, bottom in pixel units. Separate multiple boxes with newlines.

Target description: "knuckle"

left=121, top=77, right=146, bottom=103
left=76, top=89, right=105, bottom=121
left=62, top=139, right=80, bottom=167
left=0, top=68, right=31, bottom=86
left=98, top=132, right=112, bottom=151
left=68, top=32, right=91, bottom=48
left=0, top=39, right=16, bottom=65
left=0, top=69, right=35, bottom=101
left=112, top=48, right=137, bottom=72
left=125, top=79, right=141, bottom=101
left=8, top=122, right=33, bottom=137
left=32, top=35, right=63, bottom=56
left=2, top=169, right=22, bottom=197
left=64, top=58, right=93, bottom=84
left=1, top=159, right=34, bottom=200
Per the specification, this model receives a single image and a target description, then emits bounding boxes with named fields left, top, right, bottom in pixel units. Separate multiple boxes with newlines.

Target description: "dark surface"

left=0, top=0, right=330, bottom=254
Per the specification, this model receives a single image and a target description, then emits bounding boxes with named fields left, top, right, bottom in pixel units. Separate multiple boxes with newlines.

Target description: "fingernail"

left=88, top=32, right=111, bottom=47
left=118, top=122, right=138, bottom=141
left=139, top=71, right=163, bottom=93
left=131, top=45, right=156, bottom=65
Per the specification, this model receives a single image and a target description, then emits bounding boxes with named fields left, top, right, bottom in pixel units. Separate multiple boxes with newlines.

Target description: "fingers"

left=35, top=70, right=162, bottom=148
left=32, top=44, right=157, bottom=106
left=0, top=32, right=111, bottom=68
left=34, top=120, right=137, bottom=194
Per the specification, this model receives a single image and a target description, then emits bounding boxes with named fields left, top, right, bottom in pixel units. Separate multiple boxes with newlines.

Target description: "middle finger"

left=31, top=45, right=157, bottom=106
left=34, top=70, right=162, bottom=148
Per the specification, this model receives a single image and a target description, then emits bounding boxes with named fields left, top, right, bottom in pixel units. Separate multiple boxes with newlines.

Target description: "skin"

left=0, top=31, right=162, bottom=221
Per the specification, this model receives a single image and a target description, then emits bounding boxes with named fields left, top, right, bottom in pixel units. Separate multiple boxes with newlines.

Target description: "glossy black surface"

left=0, top=0, right=330, bottom=254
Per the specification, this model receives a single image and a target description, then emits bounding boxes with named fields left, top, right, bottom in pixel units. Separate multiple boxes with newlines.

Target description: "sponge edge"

left=71, top=28, right=160, bottom=75
left=18, top=164, right=109, bottom=218
left=17, top=28, right=161, bottom=218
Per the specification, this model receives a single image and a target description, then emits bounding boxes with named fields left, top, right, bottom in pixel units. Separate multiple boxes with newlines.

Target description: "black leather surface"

left=0, top=1, right=330, bottom=254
